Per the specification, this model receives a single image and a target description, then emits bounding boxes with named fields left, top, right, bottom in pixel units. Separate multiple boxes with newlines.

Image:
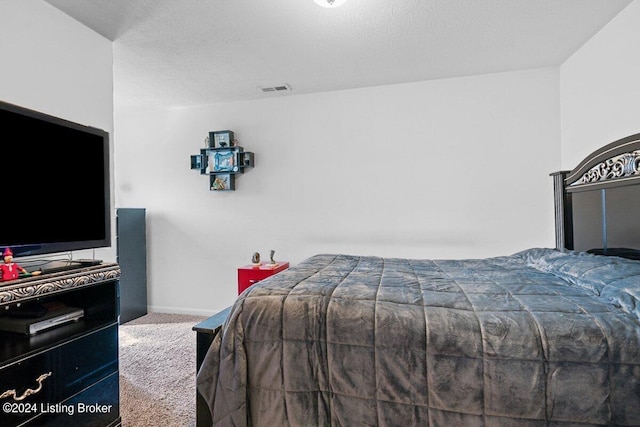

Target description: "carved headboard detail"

left=571, top=149, right=640, bottom=186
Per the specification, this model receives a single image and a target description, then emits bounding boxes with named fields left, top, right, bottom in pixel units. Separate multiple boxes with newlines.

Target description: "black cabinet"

left=116, top=208, right=148, bottom=323
left=0, top=264, right=121, bottom=427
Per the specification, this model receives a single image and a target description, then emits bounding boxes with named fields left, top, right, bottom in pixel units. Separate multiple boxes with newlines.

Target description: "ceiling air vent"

left=260, top=84, right=292, bottom=93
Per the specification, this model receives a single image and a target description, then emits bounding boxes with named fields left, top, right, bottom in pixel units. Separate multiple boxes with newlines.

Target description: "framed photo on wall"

left=212, top=149, right=239, bottom=172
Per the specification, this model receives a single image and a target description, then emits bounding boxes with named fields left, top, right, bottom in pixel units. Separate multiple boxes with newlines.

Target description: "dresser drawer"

left=0, top=324, right=118, bottom=426
left=26, top=371, right=120, bottom=427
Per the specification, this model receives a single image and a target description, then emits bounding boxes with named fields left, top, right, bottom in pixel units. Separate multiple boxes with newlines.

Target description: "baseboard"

left=146, top=305, right=220, bottom=317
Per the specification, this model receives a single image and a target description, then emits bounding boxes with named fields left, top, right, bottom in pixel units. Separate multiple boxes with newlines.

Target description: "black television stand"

left=0, top=263, right=121, bottom=426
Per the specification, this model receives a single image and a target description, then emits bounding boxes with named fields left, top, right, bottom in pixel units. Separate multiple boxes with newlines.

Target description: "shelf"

left=189, top=130, right=254, bottom=191
left=210, top=173, right=235, bottom=191
left=0, top=278, right=118, bottom=365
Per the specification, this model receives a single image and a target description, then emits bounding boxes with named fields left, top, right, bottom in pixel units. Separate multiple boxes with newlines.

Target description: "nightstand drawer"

left=0, top=324, right=118, bottom=426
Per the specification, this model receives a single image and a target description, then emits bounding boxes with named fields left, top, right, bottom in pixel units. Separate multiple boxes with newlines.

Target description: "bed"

left=197, top=134, right=640, bottom=426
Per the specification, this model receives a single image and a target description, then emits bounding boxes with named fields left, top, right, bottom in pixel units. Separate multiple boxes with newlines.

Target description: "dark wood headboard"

left=552, top=133, right=640, bottom=260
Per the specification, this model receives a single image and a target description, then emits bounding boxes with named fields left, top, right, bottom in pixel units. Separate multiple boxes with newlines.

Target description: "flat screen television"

left=0, top=100, right=110, bottom=258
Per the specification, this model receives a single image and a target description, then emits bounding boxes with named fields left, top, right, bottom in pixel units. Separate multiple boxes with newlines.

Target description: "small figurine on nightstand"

left=0, top=248, right=40, bottom=282
left=269, top=250, right=276, bottom=265
left=251, top=252, right=261, bottom=265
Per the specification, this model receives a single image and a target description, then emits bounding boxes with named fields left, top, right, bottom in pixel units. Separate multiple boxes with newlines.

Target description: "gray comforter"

left=197, top=248, right=640, bottom=426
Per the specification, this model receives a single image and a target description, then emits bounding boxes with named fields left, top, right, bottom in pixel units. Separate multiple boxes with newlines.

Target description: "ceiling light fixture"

left=313, top=0, right=348, bottom=8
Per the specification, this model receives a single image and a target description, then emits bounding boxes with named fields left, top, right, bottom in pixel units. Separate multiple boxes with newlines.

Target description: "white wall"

left=115, top=68, right=561, bottom=315
left=0, top=0, right=115, bottom=262
left=560, top=0, right=640, bottom=168
left=1, top=1, right=564, bottom=316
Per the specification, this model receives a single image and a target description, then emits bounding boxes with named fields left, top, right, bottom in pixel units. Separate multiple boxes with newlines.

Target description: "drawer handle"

left=0, top=372, right=52, bottom=401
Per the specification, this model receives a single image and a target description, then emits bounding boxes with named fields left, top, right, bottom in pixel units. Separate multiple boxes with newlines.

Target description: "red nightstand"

left=237, top=262, right=289, bottom=294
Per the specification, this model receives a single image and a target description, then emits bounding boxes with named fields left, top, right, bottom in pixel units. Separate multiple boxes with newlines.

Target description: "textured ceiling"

left=44, top=0, right=633, bottom=113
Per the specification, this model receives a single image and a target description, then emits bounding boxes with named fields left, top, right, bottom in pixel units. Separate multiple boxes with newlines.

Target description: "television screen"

left=0, top=100, right=110, bottom=258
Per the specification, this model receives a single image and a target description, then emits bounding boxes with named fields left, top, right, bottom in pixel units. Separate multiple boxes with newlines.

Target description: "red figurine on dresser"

left=0, top=247, right=40, bottom=281
left=0, top=247, right=25, bottom=281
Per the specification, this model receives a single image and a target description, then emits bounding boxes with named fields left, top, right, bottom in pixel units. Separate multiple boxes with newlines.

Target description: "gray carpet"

left=119, top=312, right=207, bottom=427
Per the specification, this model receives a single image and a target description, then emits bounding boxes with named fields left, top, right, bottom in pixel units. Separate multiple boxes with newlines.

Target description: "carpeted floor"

left=119, top=312, right=207, bottom=427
